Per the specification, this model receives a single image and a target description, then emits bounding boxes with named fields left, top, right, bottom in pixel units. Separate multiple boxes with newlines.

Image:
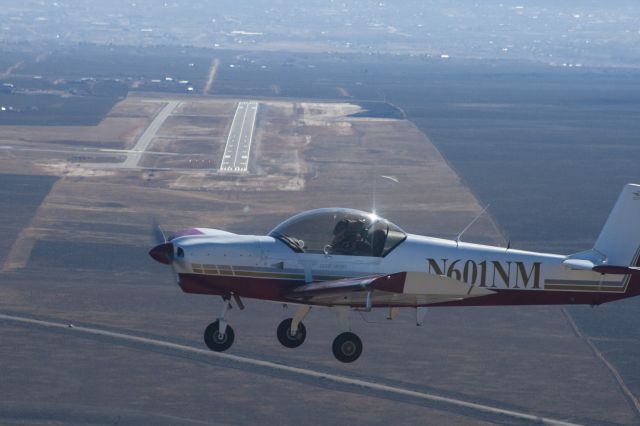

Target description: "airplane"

left=149, top=183, right=640, bottom=363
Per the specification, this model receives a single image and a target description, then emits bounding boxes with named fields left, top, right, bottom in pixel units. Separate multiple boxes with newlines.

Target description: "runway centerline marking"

left=0, top=313, right=578, bottom=426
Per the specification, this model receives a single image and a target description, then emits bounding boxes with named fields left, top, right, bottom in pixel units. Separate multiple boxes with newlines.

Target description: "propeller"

left=149, top=218, right=172, bottom=263
left=152, top=217, right=169, bottom=244
left=149, top=219, right=180, bottom=285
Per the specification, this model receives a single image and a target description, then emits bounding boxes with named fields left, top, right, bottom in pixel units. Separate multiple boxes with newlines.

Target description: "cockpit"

left=269, top=208, right=407, bottom=257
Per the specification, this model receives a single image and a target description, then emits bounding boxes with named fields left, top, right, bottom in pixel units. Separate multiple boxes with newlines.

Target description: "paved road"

left=122, top=101, right=179, bottom=168
left=220, top=101, right=258, bottom=173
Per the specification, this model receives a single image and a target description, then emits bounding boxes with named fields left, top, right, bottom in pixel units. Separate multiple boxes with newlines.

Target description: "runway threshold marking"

left=0, top=313, right=579, bottom=426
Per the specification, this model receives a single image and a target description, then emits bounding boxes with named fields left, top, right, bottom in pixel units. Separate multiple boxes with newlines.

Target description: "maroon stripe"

left=371, top=272, right=406, bottom=293
left=427, top=287, right=636, bottom=307
left=178, top=273, right=640, bottom=307
left=179, top=273, right=299, bottom=302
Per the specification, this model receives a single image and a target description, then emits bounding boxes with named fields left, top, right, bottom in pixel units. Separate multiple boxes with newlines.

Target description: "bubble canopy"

left=269, top=208, right=407, bottom=257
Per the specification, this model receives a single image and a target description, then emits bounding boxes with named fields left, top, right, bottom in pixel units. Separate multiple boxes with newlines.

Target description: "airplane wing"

left=282, top=271, right=495, bottom=307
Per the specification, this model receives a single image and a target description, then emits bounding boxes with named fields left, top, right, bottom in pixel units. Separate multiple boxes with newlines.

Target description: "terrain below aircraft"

left=150, top=184, right=640, bottom=363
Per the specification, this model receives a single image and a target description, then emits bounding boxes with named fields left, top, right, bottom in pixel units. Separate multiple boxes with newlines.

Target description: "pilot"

left=330, top=218, right=372, bottom=256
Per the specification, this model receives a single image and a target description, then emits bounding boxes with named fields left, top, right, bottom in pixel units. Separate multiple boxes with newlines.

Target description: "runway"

left=220, top=101, right=258, bottom=173
left=0, top=312, right=579, bottom=426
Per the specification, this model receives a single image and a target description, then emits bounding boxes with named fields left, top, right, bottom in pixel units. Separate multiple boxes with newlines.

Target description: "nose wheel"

left=203, top=296, right=238, bottom=352
left=204, top=320, right=235, bottom=352
left=277, top=318, right=307, bottom=348
left=332, top=332, right=362, bottom=363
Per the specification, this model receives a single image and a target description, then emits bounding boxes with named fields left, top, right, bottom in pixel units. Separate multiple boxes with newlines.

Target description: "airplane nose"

left=149, top=242, right=174, bottom=265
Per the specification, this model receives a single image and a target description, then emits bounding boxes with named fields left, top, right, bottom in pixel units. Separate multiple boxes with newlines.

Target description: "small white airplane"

left=150, top=184, right=640, bottom=362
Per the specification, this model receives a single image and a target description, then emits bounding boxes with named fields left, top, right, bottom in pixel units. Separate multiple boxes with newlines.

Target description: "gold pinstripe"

left=189, top=263, right=351, bottom=281
left=544, top=285, right=626, bottom=293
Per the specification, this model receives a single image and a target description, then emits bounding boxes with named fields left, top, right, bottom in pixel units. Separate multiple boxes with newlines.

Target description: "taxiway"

left=122, top=101, right=179, bottom=168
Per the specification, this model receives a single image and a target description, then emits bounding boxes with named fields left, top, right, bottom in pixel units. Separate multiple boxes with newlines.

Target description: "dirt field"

left=0, top=94, right=502, bottom=240
left=2, top=94, right=637, bottom=425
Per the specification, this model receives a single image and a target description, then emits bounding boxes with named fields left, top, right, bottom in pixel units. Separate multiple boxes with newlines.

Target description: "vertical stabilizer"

left=594, top=184, right=640, bottom=266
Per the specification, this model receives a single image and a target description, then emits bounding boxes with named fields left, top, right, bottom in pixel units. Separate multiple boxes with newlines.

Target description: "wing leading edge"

left=282, top=271, right=495, bottom=307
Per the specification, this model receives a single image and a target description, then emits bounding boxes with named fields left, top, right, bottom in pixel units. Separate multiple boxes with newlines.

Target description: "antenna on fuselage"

left=455, top=203, right=491, bottom=247
left=371, top=174, right=400, bottom=214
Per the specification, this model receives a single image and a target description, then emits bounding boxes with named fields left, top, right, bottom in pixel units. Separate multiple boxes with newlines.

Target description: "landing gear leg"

left=416, top=307, right=428, bottom=326
left=331, top=306, right=363, bottom=363
left=204, top=296, right=235, bottom=352
left=277, top=305, right=310, bottom=348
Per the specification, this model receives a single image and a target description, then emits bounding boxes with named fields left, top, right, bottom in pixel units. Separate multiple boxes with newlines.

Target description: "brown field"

left=0, top=94, right=637, bottom=425
left=0, top=98, right=163, bottom=151
left=0, top=94, right=500, bottom=239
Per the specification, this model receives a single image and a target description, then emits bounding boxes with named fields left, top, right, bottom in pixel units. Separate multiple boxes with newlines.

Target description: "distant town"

left=1, top=0, right=640, bottom=67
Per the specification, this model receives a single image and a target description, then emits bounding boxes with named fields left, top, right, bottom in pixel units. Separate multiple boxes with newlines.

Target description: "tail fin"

left=594, top=183, right=640, bottom=266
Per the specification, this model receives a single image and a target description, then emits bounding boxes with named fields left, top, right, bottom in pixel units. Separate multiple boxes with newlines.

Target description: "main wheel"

left=332, top=332, right=363, bottom=363
left=204, top=320, right=235, bottom=352
left=277, top=318, right=307, bottom=348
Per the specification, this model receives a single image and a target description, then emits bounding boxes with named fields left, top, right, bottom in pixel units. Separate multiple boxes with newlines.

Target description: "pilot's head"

left=333, top=219, right=349, bottom=236
left=333, top=218, right=366, bottom=236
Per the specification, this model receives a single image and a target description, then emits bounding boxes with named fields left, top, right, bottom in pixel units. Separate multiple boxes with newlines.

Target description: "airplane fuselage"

left=150, top=185, right=640, bottom=362
left=170, top=231, right=640, bottom=307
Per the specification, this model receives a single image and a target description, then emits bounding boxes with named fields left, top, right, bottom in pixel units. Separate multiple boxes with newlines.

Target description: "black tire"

left=204, top=320, right=235, bottom=352
left=332, top=332, right=363, bottom=363
left=277, top=318, right=307, bottom=348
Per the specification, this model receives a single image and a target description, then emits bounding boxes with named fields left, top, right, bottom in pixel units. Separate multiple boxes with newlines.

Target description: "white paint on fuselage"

left=170, top=229, right=622, bottom=294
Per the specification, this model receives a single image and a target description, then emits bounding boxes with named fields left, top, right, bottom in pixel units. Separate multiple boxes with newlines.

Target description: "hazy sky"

left=1, top=1, right=639, bottom=66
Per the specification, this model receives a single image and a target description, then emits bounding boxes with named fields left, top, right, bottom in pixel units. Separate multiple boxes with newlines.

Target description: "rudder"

left=594, top=183, right=640, bottom=266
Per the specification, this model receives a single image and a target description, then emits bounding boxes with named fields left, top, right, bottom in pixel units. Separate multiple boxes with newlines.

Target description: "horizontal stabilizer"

left=592, top=265, right=640, bottom=276
left=562, top=256, right=640, bottom=276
